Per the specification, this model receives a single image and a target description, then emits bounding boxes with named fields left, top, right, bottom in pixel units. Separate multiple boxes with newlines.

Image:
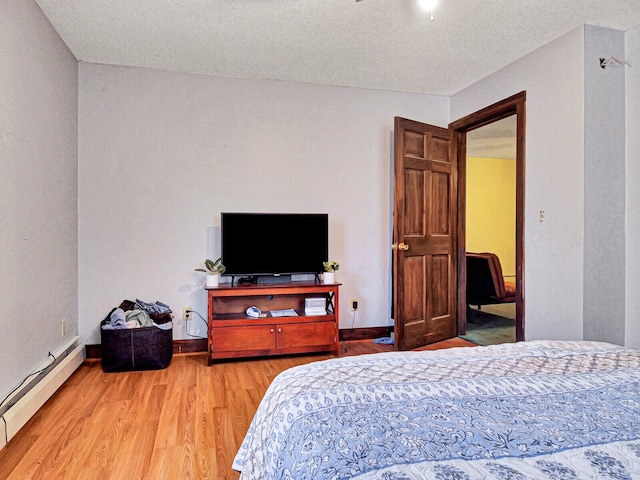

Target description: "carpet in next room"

left=461, top=303, right=516, bottom=346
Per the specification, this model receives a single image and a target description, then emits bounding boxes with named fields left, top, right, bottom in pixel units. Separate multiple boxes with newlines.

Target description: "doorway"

left=450, top=91, right=525, bottom=342
left=461, top=116, right=517, bottom=345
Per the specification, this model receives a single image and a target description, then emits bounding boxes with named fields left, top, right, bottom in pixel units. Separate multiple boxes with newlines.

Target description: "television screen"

left=221, top=213, right=329, bottom=277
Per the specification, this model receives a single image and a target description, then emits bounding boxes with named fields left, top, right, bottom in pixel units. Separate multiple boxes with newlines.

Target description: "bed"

left=233, top=340, right=640, bottom=479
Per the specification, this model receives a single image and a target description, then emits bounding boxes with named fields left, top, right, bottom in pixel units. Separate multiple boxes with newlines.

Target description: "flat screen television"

left=221, top=212, right=328, bottom=280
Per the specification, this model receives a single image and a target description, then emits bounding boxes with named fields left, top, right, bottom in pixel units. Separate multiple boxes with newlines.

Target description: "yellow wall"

left=466, top=157, right=516, bottom=276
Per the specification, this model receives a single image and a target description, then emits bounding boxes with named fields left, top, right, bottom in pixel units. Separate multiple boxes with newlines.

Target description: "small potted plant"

left=322, top=261, right=339, bottom=284
left=196, top=257, right=226, bottom=287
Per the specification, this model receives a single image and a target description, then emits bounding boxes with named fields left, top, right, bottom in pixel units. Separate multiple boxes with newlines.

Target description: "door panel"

left=393, top=117, right=457, bottom=351
left=403, top=256, right=426, bottom=322
left=431, top=172, right=450, bottom=235
left=430, top=254, right=449, bottom=318
left=405, top=169, right=425, bottom=235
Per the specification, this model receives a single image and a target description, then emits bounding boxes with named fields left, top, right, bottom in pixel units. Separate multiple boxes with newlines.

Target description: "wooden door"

left=393, top=117, right=457, bottom=350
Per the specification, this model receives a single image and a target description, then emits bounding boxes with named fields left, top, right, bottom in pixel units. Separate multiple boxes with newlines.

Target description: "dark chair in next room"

left=466, top=252, right=516, bottom=321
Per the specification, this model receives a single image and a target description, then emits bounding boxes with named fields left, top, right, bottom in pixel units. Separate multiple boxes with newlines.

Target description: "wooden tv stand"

left=206, top=281, right=340, bottom=365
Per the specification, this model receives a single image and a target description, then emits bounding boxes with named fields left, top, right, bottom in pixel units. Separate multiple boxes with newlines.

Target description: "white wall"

left=583, top=25, right=626, bottom=345
left=78, top=64, right=449, bottom=344
left=0, top=1, right=78, bottom=400
left=451, top=27, right=587, bottom=341
left=626, top=25, right=640, bottom=349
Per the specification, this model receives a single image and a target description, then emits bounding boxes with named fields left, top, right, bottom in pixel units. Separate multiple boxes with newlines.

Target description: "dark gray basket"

left=100, top=313, right=173, bottom=372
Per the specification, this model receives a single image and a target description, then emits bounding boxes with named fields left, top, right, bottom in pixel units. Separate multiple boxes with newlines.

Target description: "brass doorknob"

left=398, top=242, right=409, bottom=251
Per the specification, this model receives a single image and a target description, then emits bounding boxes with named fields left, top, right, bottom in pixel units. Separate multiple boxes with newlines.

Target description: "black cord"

left=184, top=309, right=207, bottom=339
left=342, top=309, right=357, bottom=354
left=0, top=352, right=56, bottom=410
left=193, top=309, right=208, bottom=327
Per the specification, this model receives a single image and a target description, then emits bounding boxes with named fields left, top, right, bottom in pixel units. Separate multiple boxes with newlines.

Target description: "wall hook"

left=600, top=57, right=623, bottom=69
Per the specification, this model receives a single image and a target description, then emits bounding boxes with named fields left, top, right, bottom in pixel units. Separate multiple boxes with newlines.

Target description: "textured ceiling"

left=35, top=0, right=640, bottom=95
left=467, top=116, right=516, bottom=159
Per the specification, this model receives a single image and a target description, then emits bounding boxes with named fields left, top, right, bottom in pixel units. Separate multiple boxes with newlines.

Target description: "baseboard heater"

left=0, top=336, right=85, bottom=449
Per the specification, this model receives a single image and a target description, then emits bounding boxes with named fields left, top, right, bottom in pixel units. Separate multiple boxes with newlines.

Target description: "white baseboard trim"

left=1, top=336, right=85, bottom=449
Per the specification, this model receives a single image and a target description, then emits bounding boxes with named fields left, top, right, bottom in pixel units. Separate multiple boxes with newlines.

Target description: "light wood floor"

left=0, top=338, right=473, bottom=480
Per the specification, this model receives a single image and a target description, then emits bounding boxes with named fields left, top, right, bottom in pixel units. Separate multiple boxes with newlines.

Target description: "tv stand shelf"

left=206, top=281, right=340, bottom=364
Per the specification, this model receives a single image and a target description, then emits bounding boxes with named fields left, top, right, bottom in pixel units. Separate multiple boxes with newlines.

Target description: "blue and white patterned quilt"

left=233, top=341, right=640, bottom=479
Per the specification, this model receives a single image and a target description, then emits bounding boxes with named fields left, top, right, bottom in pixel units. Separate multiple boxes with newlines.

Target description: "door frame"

left=449, top=91, right=526, bottom=341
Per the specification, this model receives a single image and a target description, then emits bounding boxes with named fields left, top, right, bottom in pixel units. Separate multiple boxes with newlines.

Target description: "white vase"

left=205, top=274, right=220, bottom=287
left=323, top=272, right=335, bottom=284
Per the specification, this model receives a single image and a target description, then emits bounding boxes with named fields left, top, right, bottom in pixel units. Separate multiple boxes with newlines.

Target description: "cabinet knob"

left=278, top=328, right=282, bottom=333
left=270, top=328, right=275, bottom=333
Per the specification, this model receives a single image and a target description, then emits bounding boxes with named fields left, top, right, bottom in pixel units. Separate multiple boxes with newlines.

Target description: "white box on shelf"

left=305, top=297, right=326, bottom=316
left=305, top=298, right=325, bottom=308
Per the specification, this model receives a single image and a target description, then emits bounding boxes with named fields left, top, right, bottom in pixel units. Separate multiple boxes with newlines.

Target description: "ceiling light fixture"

left=355, top=0, right=438, bottom=20
left=419, top=0, right=437, bottom=20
